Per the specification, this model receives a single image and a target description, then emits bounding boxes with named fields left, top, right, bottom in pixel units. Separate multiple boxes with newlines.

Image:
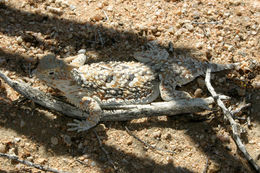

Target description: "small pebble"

left=70, top=5, right=76, bottom=11
left=208, top=162, right=221, bottom=173
left=13, top=137, right=21, bottom=143
left=197, top=78, right=205, bottom=88
left=196, top=42, right=203, bottom=49
left=194, top=88, right=203, bottom=97
left=106, top=5, right=113, bottom=11
left=167, top=27, right=175, bottom=34
left=185, top=23, right=194, bottom=31
left=93, top=14, right=103, bottom=21
left=51, top=137, right=59, bottom=145
left=16, top=36, right=23, bottom=44
left=126, top=137, right=133, bottom=145
left=95, top=124, right=106, bottom=132
left=78, top=49, right=86, bottom=54
left=192, top=11, right=200, bottom=19
left=90, top=161, right=96, bottom=167
left=78, top=142, right=83, bottom=149
left=0, top=143, right=6, bottom=153
left=152, top=131, right=161, bottom=139
left=47, top=6, right=63, bottom=15
left=252, top=75, right=260, bottom=89
left=63, top=135, right=72, bottom=146
left=37, top=158, right=47, bottom=164
left=27, top=156, right=34, bottom=162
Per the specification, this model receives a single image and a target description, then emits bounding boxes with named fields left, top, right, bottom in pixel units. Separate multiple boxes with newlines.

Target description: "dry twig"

left=202, top=157, right=209, bottom=173
left=205, top=68, right=260, bottom=173
left=0, top=152, right=69, bottom=173
left=93, top=130, right=117, bottom=170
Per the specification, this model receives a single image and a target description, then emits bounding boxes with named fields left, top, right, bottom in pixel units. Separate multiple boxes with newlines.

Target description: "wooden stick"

left=0, top=70, right=216, bottom=121
left=0, top=152, right=69, bottom=173
left=205, top=68, right=260, bottom=173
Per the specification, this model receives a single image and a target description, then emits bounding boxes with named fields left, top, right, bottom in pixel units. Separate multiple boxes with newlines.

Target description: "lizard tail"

left=208, top=62, right=240, bottom=72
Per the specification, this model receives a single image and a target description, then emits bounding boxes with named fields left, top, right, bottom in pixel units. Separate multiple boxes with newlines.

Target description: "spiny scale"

left=69, top=61, right=160, bottom=107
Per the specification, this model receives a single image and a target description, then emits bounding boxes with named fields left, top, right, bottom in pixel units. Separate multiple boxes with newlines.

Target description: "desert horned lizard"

left=35, top=45, right=238, bottom=132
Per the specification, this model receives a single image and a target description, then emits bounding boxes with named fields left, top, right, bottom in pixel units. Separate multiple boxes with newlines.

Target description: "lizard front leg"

left=67, top=96, right=102, bottom=132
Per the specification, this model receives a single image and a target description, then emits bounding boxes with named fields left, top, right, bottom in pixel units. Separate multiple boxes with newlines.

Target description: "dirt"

left=0, top=0, right=260, bottom=172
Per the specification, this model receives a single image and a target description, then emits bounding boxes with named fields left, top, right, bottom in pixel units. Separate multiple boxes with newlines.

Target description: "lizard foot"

left=67, top=119, right=97, bottom=132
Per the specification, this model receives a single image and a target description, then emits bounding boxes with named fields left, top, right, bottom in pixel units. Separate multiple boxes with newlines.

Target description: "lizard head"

left=35, top=54, right=76, bottom=87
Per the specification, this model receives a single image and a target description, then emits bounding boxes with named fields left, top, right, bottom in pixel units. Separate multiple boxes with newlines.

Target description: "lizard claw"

left=67, top=119, right=97, bottom=132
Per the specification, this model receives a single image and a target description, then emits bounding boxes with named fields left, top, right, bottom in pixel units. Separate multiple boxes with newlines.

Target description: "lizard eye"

left=49, top=71, right=55, bottom=75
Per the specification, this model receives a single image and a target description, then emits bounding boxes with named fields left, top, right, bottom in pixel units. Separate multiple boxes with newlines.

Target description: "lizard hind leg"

left=67, top=97, right=102, bottom=132
left=159, top=80, right=192, bottom=101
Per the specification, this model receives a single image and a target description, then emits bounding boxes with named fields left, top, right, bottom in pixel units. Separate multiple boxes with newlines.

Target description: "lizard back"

left=70, top=61, right=160, bottom=106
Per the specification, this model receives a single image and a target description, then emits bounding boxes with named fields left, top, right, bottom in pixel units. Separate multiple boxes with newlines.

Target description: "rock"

left=196, top=42, right=204, bottom=49
left=106, top=5, right=113, bottom=12
left=197, top=78, right=205, bottom=88
left=175, top=28, right=187, bottom=37
left=95, top=124, right=106, bottom=132
left=69, top=5, right=76, bottom=11
left=126, top=137, right=133, bottom=145
left=63, top=135, right=72, bottom=146
left=252, top=75, right=260, bottom=89
left=37, top=158, right=47, bottom=164
left=27, top=156, right=34, bottom=162
left=194, top=88, right=203, bottom=97
left=0, top=143, right=6, bottom=153
left=51, top=137, right=59, bottom=145
left=78, top=49, right=86, bottom=54
left=78, top=142, right=83, bottom=149
left=192, top=11, right=200, bottom=19
left=184, top=23, right=194, bottom=31
left=93, top=14, right=103, bottom=21
left=13, top=138, right=21, bottom=143
left=90, top=161, right=96, bottom=167
left=208, top=162, right=221, bottom=173
left=152, top=131, right=161, bottom=139
left=16, top=36, right=23, bottom=44
left=46, top=6, right=63, bottom=15
left=167, top=27, right=175, bottom=34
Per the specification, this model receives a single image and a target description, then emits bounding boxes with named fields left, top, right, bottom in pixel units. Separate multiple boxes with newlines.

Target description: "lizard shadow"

left=0, top=96, right=193, bottom=173
left=0, top=3, right=256, bottom=173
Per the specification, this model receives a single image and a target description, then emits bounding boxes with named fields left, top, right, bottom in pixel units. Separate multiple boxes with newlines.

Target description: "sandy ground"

left=0, top=0, right=260, bottom=172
